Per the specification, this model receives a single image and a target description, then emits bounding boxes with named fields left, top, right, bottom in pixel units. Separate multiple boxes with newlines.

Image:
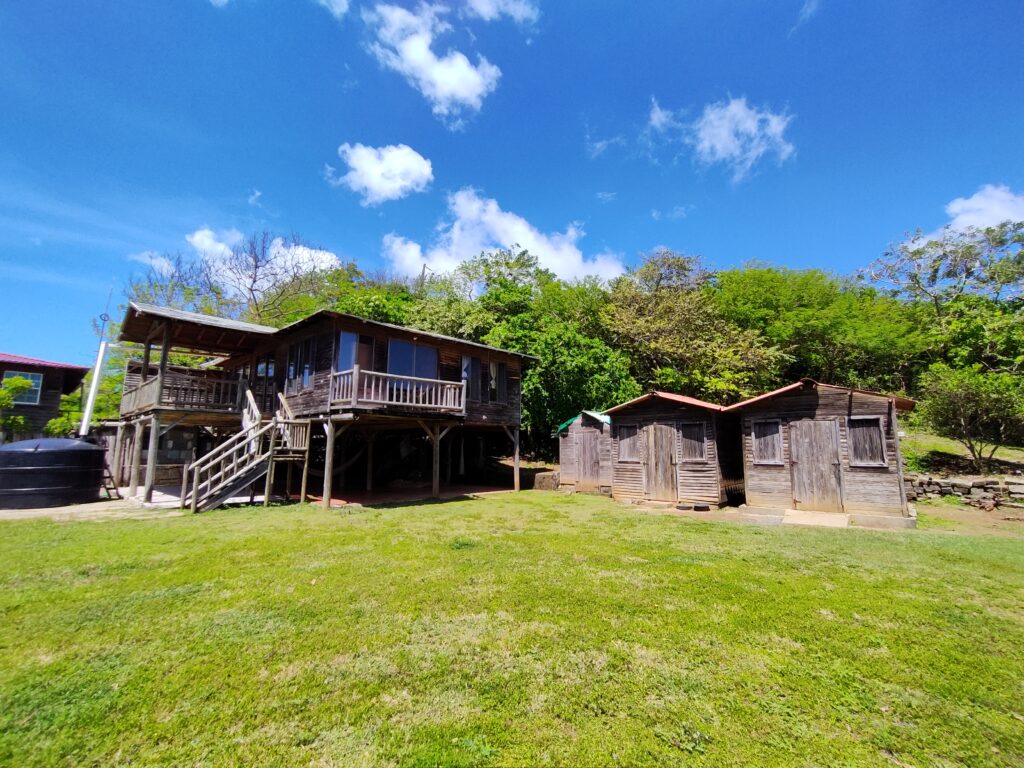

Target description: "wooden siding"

left=558, top=415, right=612, bottom=493
left=0, top=364, right=73, bottom=438
left=740, top=384, right=906, bottom=514
left=608, top=399, right=724, bottom=505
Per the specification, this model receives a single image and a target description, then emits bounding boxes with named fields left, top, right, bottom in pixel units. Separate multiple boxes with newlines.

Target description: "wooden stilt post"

left=365, top=433, right=375, bottom=492
left=459, top=431, right=465, bottom=476
left=128, top=420, right=144, bottom=497
left=322, top=419, right=336, bottom=509
left=286, top=462, right=294, bottom=503
left=263, top=429, right=276, bottom=507
left=300, top=433, right=311, bottom=504
left=143, top=414, right=160, bottom=503
left=445, top=434, right=452, bottom=484
left=111, top=421, right=125, bottom=486
left=513, top=426, right=521, bottom=492
left=432, top=424, right=441, bottom=498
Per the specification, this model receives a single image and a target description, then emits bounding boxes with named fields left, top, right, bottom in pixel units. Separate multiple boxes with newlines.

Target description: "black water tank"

left=0, top=438, right=105, bottom=509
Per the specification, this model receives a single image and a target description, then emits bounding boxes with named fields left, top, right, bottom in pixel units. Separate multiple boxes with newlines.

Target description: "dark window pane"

left=337, top=331, right=357, bottom=371
left=388, top=339, right=414, bottom=376
left=414, top=345, right=438, bottom=379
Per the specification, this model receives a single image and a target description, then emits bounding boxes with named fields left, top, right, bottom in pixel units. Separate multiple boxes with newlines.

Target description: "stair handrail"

left=182, top=418, right=279, bottom=510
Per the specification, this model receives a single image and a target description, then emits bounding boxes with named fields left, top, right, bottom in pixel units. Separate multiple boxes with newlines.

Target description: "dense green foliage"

left=0, top=376, right=32, bottom=443
left=68, top=221, right=1022, bottom=456
left=1, top=495, right=1022, bottom=766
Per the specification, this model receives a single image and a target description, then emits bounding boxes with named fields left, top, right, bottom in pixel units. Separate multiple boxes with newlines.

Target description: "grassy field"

left=2, top=493, right=1023, bottom=767
left=901, top=430, right=1024, bottom=475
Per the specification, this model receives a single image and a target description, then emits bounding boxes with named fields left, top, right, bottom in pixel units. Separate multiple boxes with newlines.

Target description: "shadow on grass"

left=908, top=450, right=1024, bottom=476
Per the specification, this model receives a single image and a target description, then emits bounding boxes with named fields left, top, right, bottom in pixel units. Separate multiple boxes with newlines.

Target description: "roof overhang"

left=603, top=391, right=724, bottom=415
left=118, top=302, right=276, bottom=356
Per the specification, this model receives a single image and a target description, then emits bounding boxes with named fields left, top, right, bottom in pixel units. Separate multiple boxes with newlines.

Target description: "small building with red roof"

left=0, top=352, right=89, bottom=441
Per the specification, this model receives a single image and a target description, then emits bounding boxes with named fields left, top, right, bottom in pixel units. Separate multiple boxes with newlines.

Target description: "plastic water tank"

left=0, top=438, right=105, bottom=509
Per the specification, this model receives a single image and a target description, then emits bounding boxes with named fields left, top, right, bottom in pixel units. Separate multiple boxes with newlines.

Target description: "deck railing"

left=120, top=370, right=243, bottom=415
left=330, top=366, right=466, bottom=413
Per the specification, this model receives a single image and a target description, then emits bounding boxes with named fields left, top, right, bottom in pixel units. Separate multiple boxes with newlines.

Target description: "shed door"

left=645, top=423, right=677, bottom=501
left=789, top=420, right=842, bottom=512
left=576, top=426, right=602, bottom=492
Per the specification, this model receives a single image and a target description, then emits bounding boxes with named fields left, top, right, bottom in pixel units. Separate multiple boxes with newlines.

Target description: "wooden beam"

left=432, top=423, right=441, bottom=498
left=143, top=413, right=160, bottom=503
left=128, top=419, right=144, bottom=497
left=322, top=419, right=336, bottom=509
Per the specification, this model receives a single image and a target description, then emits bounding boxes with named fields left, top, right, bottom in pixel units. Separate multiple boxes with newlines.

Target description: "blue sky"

left=2, top=0, right=1023, bottom=365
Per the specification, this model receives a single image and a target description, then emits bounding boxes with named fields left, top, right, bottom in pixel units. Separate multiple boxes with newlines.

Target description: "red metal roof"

left=603, top=390, right=724, bottom=414
left=0, top=352, right=89, bottom=371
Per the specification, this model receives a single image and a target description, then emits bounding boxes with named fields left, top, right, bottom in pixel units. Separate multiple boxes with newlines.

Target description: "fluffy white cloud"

left=325, top=142, right=433, bottom=205
left=650, top=205, right=690, bottom=222
left=185, top=227, right=244, bottom=259
left=943, top=184, right=1024, bottom=230
left=382, top=187, right=625, bottom=281
left=247, top=188, right=262, bottom=207
left=790, top=0, right=820, bottom=35
left=691, top=97, right=794, bottom=182
left=363, top=4, right=501, bottom=127
left=463, top=0, right=539, bottom=24
left=314, top=0, right=350, bottom=20
left=128, top=250, right=174, bottom=276
left=268, top=238, right=340, bottom=274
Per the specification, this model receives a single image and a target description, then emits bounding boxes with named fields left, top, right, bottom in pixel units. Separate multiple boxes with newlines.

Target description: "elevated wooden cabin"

left=725, top=379, right=915, bottom=522
left=603, top=392, right=729, bottom=507
left=113, top=302, right=532, bottom=509
left=555, top=410, right=611, bottom=494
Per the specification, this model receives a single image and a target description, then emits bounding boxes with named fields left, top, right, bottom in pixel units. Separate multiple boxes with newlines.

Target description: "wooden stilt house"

left=112, top=302, right=533, bottom=511
left=555, top=410, right=611, bottom=494
left=725, top=379, right=915, bottom=523
left=603, top=392, right=728, bottom=507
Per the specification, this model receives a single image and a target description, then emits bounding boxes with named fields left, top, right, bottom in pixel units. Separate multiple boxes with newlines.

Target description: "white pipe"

left=78, top=341, right=108, bottom=437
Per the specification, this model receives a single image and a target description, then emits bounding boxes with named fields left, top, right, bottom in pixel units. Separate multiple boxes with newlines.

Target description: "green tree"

left=0, top=376, right=32, bottom=443
left=917, top=363, right=1024, bottom=471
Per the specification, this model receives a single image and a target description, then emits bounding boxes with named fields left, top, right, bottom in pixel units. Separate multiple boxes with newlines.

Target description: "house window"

left=388, top=339, right=438, bottom=379
left=488, top=361, right=508, bottom=403
left=2, top=371, right=43, bottom=405
left=617, top=424, right=640, bottom=462
left=286, top=337, right=316, bottom=391
left=337, top=331, right=374, bottom=372
left=752, top=419, right=783, bottom=465
left=462, top=356, right=482, bottom=401
left=678, top=422, right=707, bottom=462
left=848, top=416, right=887, bottom=467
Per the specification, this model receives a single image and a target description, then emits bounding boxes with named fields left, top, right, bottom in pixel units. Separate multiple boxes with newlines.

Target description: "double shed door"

left=789, top=419, right=843, bottom=512
left=645, top=423, right=678, bottom=501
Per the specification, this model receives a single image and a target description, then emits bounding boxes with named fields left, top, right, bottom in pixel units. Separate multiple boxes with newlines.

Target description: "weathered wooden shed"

left=555, top=410, right=611, bottom=493
left=725, top=379, right=915, bottom=523
left=603, top=392, right=728, bottom=507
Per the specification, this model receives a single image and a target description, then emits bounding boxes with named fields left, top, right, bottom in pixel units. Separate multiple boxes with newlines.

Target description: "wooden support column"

left=502, top=425, right=521, bottom=492
left=157, top=322, right=171, bottom=380
left=322, top=419, right=336, bottom=508
left=140, top=342, right=151, bottom=381
left=300, top=434, right=311, bottom=504
left=365, top=433, right=375, bottom=492
left=111, top=422, right=125, bottom=486
left=143, top=413, right=160, bottom=503
left=128, top=419, right=144, bottom=497
left=432, top=423, right=441, bottom=498
left=458, top=432, right=465, bottom=476
left=263, top=429, right=276, bottom=508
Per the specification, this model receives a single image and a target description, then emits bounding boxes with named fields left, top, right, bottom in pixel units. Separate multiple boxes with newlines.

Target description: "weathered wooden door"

left=645, top=423, right=677, bottom=501
left=576, top=426, right=602, bottom=492
left=789, top=420, right=843, bottom=512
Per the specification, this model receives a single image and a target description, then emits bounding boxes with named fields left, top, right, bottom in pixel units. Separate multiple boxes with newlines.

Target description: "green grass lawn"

left=2, top=493, right=1023, bottom=767
left=901, top=430, right=1024, bottom=475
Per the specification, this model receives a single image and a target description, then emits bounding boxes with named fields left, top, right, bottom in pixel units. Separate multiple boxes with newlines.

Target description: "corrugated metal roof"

left=603, top=391, right=724, bottom=414
left=554, top=409, right=611, bottom=435
left=127, top=302, right=277, bottom=334
left=0, top=352, right=89, bottom=371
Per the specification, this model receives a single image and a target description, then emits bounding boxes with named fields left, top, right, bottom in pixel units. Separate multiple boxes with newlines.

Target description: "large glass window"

left=388, top=340, right=437, bottom=379
left=462, top=355, right=481, bottom=400
left=2, top=371, right=43, bottom=405
left=337, top=331, right=358, bottom=371
left=286, top=337, right=316, bottom=391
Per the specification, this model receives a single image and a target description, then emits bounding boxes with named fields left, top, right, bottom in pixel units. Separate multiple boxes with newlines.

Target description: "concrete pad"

left=782, top=509, right=850, bottom=528
left=849, top=513, right=917, bottom=529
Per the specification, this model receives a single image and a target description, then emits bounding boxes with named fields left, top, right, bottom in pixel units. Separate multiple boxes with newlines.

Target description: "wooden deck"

left=328, top=366, right=466, bottom=414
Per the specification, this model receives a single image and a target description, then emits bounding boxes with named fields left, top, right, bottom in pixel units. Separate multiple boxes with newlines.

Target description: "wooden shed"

left=726, top=379, right=915, bottom=522
left=556, top=410, right=611, bottom=493
left=604, top=392, right=728, bottom=507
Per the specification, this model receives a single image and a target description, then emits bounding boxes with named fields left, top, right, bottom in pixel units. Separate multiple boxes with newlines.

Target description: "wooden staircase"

left=181, top=390, right=310, bottom=513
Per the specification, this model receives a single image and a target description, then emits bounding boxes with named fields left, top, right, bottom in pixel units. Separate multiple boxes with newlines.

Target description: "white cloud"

left=596, top=191, right=616, bottom=203
left=691, top=97, right=794, bottom=182
left=789, top=0, right=820, bottom=35
left=585, top=131, right=625, bottom=159
left=314, top=0, right=350, bottom=20
left=363, top=3, right=501, bottom=128
left=943, top=184, right=1024, bottom=230
left=209, top=0, right=230, bottom=7
left=268, top=238, right=340, bottom=274
left=463, top=0, right=539, bottom=24
left=648, top=96, right=679, bottom=133
left=185, top=227, right=244, bottom=259
left=382, top=187, right=625, bottom=281
left=247, top=188, right=262, bottom=207
left=650, top=205, right=690, bottom=222
left=128, top=250, right=174, bottom=276
left=325, top=142, right=433, bottom=205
